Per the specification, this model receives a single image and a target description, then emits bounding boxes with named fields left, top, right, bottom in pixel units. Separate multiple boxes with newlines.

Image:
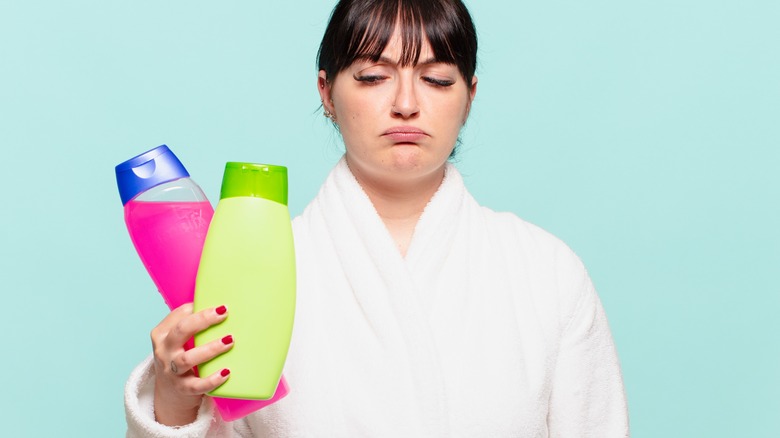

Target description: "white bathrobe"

left=125, top=158, right=629, bottom=437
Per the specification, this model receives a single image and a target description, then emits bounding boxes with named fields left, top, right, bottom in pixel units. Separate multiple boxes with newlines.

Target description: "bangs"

left=348, top=1, right=427, bottom=67
left=319, top=0, right=477, bottom=82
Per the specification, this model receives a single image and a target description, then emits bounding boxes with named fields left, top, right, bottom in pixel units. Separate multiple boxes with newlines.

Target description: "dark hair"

left=317, top=0, right=478, bottom=85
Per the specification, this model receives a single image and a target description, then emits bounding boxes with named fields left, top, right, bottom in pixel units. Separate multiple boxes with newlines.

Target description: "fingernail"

left=216, top=305, right=227, bottom=315
left=221, top=368, right=231, bottom=377
left=221, top=335, right=233, bottom=345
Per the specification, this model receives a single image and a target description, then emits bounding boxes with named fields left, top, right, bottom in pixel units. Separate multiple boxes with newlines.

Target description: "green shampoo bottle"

left=194, top=162, right=296, bottom=400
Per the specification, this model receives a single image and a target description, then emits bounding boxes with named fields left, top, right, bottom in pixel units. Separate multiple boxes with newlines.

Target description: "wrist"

left=153, top=379, right=203, bottom=426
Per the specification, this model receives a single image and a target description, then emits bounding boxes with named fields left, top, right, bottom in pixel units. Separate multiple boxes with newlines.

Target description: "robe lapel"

left=405, top=163, right=465, bottom=315
left=313, top=158, right=449, bottom=435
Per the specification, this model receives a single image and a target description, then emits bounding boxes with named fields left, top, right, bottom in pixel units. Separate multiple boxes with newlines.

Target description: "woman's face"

left=318, top=29, right=477, bottom=188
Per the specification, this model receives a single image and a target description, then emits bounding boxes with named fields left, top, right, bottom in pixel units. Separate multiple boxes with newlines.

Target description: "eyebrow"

left=359, top=55, right=444, bottom=66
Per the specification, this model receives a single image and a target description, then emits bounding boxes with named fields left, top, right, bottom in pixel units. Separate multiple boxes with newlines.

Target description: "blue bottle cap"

left=115, top=145, right=190, bottom=205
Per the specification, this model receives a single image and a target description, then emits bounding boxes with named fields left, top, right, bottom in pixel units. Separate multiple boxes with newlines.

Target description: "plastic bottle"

left=116, top=145, right=289, bottom=420
left=194, top=162, right=296, bottom=400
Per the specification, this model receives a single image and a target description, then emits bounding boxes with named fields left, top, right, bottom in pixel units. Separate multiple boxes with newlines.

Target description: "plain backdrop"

left=1, top=1, right=778, bottom=436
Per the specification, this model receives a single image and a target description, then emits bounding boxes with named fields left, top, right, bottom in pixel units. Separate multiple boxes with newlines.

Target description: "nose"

left=391, top=76, right=419, bottom=119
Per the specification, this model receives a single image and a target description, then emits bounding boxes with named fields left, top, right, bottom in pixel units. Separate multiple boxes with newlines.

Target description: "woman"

left=126, top=0, right=629, bottom=436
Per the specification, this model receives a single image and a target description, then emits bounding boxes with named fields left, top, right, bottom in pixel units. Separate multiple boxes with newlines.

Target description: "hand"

left=150, top=303, right=234, bottom=426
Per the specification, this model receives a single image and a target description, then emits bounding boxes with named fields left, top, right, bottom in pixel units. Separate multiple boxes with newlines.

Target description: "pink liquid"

left=124, top=199, right=289, bottom=421
left=125, top=200, right=214, bottom=309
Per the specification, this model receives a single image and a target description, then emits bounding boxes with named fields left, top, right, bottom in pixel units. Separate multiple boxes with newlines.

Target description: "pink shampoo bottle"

left=116, top=145, right=289, bottom=421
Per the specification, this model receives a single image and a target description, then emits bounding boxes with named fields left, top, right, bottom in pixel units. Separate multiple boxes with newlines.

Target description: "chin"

left=386, top=146, right=423, bottom=168
left=385, top=147, right=446, bottom=176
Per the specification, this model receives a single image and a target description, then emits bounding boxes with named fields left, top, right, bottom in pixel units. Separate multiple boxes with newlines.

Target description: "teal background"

left=1, top=0, right=777, bottom=436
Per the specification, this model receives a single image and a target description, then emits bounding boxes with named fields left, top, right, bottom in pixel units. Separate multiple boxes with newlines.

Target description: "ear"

left=318, top=70, right=335, bottom=114
left=464, top=75, right=478, bottom=123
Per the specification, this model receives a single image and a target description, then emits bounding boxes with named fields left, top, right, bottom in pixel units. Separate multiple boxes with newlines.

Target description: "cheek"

left=436, top=98, right=470, bottom=131
left=341, top=97, right=381, bottom=129
left=336, top=103, right=373, bottom=148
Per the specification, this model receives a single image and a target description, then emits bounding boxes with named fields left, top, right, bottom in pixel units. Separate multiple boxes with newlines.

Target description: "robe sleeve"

left=547, top=273, right=630, bottom=437
left=124, top=355, right=254, bottom=438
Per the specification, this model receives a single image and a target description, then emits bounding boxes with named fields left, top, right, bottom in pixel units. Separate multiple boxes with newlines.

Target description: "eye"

left=423, top=76, right=455, bottom=87
left=354, top=74, right=387, bottom=85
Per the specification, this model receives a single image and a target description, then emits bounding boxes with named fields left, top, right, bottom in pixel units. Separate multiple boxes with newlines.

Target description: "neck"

left=346, top=158, right=446, bottom=256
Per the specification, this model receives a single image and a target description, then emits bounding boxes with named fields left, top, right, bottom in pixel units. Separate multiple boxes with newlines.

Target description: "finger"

left=165, top=305, right=228, bottom=349
left=150, top=303, right=194, bottom=344
left=175, top=368, right=232, bottom=396
left=169, top=334, right=234, bottom=376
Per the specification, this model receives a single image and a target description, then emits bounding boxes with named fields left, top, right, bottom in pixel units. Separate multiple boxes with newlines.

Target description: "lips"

left=382, top=126, right=428, bottom=143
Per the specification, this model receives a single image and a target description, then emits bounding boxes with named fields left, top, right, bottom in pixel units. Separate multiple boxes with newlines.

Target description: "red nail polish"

left=216, top=305, right=227, bottom=315
left=221, top=368, right=230, bottom=377
left=221, top=335, right=233, bottom=345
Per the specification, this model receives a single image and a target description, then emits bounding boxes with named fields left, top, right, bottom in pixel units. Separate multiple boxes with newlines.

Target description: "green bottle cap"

left=220, top=162, right=288, bottom=205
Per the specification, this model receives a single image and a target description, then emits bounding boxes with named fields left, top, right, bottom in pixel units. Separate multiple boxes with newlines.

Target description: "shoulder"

left=474, top=204, right=594, bottom=327
left=477, top=204, right=588, bottom=277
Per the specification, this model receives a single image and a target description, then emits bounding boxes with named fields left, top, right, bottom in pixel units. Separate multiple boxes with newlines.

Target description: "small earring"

left=324, top=108, right=336, bottom=122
